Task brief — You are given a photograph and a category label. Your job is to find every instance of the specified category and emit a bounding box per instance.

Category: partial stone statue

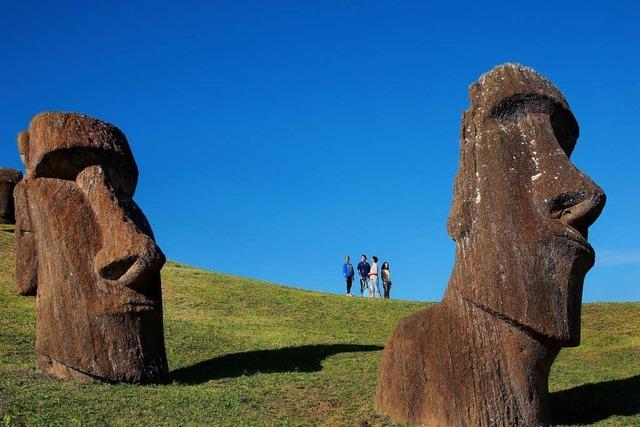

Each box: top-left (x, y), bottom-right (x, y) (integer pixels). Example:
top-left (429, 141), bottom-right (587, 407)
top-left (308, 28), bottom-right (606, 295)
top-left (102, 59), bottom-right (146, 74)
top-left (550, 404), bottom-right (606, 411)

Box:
top-left (0, 168), bottom-right (22, 224)
top-left (375, 64), bottom-right (606, 426)
top-left (15, 112), bottom-right (168, 383)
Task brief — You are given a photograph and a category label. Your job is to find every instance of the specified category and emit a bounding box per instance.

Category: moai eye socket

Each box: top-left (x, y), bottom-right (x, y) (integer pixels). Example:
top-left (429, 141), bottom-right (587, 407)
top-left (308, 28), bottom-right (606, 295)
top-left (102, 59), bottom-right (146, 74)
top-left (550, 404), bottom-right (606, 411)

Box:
top-left (549, 107), bottom-right (579, 157)
top-left (489, 93), bottom-right (579, 156)
top-left (32, 147), bottom-right (138, 196)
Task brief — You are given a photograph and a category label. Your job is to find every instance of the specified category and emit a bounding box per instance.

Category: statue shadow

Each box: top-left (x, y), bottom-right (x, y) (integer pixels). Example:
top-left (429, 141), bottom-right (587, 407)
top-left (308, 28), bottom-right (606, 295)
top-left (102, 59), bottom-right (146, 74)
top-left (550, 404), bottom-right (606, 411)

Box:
top-left (170, 343), bottom-right (383, 385)
top-left (550, 375), bottom-right (640, 425)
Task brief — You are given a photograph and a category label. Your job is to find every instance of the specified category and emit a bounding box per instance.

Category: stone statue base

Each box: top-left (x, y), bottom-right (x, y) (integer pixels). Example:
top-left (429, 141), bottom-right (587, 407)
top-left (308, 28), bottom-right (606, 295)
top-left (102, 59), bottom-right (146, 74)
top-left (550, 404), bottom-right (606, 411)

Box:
top-left (37, 354), bottom-right (98, 382)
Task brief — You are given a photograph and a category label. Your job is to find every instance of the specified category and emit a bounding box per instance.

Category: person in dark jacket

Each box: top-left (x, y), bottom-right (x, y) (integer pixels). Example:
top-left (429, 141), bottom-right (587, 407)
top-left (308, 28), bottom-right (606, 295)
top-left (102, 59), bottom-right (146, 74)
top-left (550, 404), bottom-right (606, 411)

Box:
top-left (357, 255), bottom-right (371, 297)
top-left (343, 256), bottom-right (355, 296)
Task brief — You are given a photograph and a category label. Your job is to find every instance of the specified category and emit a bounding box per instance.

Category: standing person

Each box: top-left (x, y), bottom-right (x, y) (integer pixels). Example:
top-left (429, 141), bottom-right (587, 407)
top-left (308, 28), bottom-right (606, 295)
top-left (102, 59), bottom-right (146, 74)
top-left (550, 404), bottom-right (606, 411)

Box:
top-left (357, 255), bottom-right (371, 297)
top-left (368, 256), bottom-right (382, 298)
top-left (381, 262), bottom-right (392, 299)
top-left (343, 256), bottom-right (355, 296)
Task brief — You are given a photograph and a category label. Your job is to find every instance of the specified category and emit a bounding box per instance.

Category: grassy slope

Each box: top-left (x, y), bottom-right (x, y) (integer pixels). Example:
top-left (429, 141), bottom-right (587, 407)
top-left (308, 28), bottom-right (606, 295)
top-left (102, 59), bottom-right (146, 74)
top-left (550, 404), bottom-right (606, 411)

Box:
top-left (0, 225), bottom-right (638, 426)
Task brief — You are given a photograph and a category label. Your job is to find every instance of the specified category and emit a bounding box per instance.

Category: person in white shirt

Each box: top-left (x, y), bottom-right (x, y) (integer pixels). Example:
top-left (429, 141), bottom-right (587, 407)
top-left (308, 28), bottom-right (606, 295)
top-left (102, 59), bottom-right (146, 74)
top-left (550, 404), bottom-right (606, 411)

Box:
top-left (368, 256), bottom-right (382, 298)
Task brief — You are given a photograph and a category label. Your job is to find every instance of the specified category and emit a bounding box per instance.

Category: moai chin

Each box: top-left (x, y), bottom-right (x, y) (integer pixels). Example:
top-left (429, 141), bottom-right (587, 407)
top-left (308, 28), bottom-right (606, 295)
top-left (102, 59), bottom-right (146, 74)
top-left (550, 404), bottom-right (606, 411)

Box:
top-left (15, 112), bottom-right (168, 383)
top-left (375, 64), bottom-right (606, 426)
top-left (0, 168), bottom-right (22, 224)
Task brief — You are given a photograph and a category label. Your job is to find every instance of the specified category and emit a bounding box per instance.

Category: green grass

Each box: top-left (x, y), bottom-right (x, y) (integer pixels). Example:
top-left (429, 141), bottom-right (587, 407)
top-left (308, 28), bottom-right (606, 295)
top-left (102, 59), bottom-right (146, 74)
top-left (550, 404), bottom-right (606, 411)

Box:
top-left (0, 224), bottom-right (638, 426)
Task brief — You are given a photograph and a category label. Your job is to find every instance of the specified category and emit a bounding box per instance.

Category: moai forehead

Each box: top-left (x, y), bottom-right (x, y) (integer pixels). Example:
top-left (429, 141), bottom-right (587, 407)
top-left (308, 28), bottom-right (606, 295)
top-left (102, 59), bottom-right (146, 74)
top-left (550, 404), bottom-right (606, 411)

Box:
top-left (470, 63), bottom-right (568, 110)
top-left (18, 112), bottom-right (138, 195)
top-left (468, 63), bottom-right (578, 156)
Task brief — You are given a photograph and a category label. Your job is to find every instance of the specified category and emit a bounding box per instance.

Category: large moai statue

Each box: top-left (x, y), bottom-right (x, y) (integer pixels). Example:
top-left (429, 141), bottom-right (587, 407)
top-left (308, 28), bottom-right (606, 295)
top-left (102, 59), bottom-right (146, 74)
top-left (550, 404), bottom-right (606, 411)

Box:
top-left (14, 112), bottom-right (168, 383)
top-left (0, 168), bottom-right (22, 224)
top-left (375, 64), bottom-right (606, 426)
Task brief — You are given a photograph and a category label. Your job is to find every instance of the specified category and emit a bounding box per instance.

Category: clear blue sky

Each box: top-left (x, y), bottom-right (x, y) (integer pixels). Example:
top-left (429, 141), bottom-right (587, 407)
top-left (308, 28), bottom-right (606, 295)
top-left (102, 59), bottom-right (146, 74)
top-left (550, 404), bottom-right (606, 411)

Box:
top-left (1, 1), bottom-right (638, 301)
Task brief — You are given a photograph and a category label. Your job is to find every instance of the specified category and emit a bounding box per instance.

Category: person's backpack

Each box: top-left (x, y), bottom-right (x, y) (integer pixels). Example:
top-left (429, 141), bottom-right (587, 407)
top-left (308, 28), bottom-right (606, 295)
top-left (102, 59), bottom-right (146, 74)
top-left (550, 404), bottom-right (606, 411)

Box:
top-left (345, 263), bottom-right (355, 277)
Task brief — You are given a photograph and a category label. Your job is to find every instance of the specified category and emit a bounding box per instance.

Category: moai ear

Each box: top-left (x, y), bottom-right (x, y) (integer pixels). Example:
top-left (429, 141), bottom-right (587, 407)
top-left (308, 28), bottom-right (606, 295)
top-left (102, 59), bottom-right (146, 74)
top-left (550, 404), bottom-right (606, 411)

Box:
top-left (14, 180), bottom-right (37, 296)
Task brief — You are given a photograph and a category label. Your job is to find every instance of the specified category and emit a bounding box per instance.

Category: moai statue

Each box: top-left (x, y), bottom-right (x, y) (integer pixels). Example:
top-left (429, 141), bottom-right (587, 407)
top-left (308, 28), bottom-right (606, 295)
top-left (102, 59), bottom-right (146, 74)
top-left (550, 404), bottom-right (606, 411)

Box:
top-left (0, 168), bottom-right (22, 224)
top-left (15, 112), bottom-right (168, 383)
top-left (375, 64), bottom-right (606, 426)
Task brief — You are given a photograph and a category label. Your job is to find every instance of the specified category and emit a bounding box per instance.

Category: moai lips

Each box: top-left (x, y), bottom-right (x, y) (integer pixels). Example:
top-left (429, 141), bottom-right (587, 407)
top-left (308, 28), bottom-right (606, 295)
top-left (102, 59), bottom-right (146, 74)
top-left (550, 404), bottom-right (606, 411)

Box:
top-left (0, 168), bottom-right (22, 224)
top-left (375, 64), bottom-right (605, 426)
top-left (14, 112), bottom-right (168, 383)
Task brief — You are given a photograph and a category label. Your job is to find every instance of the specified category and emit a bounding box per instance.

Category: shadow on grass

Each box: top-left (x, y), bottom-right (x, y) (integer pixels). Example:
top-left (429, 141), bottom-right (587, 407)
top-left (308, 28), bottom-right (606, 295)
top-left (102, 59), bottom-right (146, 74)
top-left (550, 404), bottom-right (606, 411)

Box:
top-left (170, 344), bottom-right (383, 384)
top-left (551, 375), bottom-right (640, 425)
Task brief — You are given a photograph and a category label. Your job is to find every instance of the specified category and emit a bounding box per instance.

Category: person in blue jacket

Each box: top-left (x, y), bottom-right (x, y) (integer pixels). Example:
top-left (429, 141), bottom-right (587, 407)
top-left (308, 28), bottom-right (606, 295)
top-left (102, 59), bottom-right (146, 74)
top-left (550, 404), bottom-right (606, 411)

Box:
top-left (343, 256), bottom-right (355, 296)
top-left (357, 255), bottom-right (371, 297)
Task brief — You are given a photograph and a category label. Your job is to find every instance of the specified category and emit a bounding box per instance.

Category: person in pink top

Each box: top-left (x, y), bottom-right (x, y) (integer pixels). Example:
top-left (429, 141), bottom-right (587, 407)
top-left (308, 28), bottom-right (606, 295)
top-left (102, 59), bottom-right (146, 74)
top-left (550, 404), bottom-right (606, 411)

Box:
top-left (368, 256), bottom-right (382, 298)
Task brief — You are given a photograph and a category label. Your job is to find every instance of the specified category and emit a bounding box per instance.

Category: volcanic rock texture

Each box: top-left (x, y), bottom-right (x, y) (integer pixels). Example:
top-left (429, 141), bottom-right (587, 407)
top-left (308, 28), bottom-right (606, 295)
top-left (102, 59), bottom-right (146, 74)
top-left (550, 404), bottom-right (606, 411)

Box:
top-left (15, 112), bottom-right (168, 383)
top-left (375, 64), bottom-right (606, 426)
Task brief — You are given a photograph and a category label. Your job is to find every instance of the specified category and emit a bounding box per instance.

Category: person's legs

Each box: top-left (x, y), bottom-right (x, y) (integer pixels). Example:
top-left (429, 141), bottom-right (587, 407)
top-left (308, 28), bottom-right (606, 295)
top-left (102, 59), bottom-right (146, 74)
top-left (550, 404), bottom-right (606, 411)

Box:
top-left (360, 277), bottom-right (367, 296)
top-left (383, 281), bottom-right (391, 298)
top-left (368, 276), bottom-right (375, 298)
top-left (346, 276), bottom-right (353, 295)
top-left (375, 277), bottom-right (382, 298)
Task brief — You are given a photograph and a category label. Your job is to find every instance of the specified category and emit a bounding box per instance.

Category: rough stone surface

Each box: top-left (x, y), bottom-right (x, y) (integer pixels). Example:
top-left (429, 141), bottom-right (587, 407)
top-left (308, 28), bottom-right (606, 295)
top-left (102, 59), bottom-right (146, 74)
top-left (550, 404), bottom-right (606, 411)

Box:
top-left (0, 168), bottom-right (22, 224)
top-left (375, 64), bottom-right (606, 426)
top-left (15, 112), bottom-right (168, 383)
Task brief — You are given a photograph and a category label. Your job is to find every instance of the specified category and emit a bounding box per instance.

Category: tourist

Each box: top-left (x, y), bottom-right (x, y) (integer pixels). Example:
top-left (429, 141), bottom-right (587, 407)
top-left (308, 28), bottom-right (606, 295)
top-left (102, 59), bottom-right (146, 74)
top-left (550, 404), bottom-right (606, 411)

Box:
top-left (357, 255), bottom-right (371, 297)
top-left (342, 256), bottom-right (355, 296)
top-left (381, 262), bottom-right (392, 299)
top-left (368, 256), bottom-right (381, 298)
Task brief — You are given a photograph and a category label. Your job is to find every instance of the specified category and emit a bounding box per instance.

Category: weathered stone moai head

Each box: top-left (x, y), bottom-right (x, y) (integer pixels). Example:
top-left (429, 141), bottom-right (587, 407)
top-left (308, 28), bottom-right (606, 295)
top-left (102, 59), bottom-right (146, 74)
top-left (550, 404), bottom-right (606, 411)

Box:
top-left (376, 64), bottom-right (606, 426)
top-left (0, 168), bottom-right (22, 224)
top-left (15, 112), bottom-right (168, 383)
top-left (448, 63), bottom-right (605, 345)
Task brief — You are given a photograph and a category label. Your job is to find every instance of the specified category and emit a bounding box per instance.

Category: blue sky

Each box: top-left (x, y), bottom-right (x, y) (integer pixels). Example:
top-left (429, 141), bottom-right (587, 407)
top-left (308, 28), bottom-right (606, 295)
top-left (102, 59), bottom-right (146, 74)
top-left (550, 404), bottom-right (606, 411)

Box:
top-left (1, 1), bottom-right (638, 301)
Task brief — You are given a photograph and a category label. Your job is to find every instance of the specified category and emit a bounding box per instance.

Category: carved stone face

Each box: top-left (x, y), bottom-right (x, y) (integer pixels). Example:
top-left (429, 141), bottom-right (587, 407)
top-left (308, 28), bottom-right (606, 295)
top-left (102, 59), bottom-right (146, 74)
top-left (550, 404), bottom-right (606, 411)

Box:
top-left (0, 168), bottom-right (22, 224)
top-left (15, 112), bottom-right (168, 382)
top-left (447, 64), bottom-right (605, 346)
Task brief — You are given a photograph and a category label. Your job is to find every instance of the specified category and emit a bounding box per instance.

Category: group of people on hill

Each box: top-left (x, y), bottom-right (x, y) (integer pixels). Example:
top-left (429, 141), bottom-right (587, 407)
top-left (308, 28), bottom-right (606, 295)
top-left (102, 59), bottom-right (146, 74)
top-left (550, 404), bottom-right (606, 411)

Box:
top-left (342, 255), bottom-right (392, 299)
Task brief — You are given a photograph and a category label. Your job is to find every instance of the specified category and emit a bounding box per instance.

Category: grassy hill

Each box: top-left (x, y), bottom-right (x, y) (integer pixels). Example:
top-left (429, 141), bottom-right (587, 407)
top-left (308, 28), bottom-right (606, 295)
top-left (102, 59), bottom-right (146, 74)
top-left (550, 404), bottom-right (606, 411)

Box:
top-left (0, 224), bottom-right (638, 426)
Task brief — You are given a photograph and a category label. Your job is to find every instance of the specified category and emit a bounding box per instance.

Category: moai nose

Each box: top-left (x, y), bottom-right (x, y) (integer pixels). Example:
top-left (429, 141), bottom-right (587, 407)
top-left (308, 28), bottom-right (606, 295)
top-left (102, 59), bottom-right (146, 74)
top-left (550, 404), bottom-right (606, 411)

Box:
top-left (76, 165), bottom-right (165, 289)
top-left (548, 178), bottom-right (606, 240)
top-left (94, 240), bottom-right (165, 289)
top-left (558, 193), bottom-right (606, 239)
